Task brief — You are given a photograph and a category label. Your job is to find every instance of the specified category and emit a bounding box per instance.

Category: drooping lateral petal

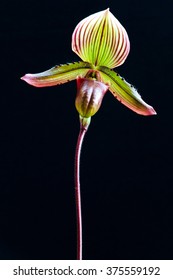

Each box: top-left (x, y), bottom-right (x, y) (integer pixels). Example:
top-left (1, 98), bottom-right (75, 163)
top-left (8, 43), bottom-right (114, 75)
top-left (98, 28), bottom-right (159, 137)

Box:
top-left (72, 9), bottom-right (130, 69)
top-left (21, 61), bottom-right (92, 87)
top-left (98, 66), bottom-right (156, 115)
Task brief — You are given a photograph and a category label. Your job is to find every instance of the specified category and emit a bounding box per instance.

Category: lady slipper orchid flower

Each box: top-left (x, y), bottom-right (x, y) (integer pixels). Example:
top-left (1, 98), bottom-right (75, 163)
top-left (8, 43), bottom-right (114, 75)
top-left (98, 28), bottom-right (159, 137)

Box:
top-left (21, 9), bottom-right (156, 260)
top-left (21, 8), bottom-right (156, 121)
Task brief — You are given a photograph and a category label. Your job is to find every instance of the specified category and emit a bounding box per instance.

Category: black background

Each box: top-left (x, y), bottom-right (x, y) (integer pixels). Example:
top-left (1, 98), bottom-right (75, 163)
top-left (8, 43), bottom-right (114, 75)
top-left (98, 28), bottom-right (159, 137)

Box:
top-left (0, 0), bottom-right (173, 260)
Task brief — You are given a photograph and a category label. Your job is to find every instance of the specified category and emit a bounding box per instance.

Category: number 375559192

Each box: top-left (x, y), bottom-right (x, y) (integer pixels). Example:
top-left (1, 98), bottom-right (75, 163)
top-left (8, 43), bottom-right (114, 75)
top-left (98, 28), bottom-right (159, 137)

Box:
top-left (106, 266), bottom-right (160, 276)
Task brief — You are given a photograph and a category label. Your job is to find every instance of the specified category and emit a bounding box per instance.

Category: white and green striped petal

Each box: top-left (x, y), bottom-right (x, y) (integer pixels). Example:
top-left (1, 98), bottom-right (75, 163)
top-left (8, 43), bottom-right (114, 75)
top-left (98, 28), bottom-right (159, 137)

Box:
top-left (21, 61), bottom-right (92, 87)
top-left (98, 66), bottom-right (156, 115)
top-left (72, 9), bottom-right (130, 69)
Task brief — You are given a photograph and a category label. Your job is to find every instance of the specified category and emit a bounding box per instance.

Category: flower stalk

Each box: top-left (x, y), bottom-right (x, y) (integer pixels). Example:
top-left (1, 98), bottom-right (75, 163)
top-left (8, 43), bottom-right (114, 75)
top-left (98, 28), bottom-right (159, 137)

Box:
top-left (74, 117), bottom-right (90, 260)
top-left (74, 126), bottom-right (84, 260)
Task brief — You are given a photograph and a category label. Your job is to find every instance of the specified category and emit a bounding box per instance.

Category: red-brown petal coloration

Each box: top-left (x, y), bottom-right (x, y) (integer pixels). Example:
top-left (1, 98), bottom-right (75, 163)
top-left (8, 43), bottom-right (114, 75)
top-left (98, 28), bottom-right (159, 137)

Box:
top-left (21, 62), bottom-right (92, 87)
top-left (75, 78), bottom-right (109, 118)
top-left (98, 66), bottom-right (157, 116)
top-left (72, 9), bottom-right (130, 69)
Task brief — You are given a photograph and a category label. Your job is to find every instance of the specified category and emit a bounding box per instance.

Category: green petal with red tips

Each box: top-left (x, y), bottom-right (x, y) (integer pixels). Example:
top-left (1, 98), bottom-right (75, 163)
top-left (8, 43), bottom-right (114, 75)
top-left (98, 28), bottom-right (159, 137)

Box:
top-left (72, 9), bottom-right (130, 69)
top-left (98, 66), bottom-right (157, 116)
top-left (21, 61), bottom-right (92, 87)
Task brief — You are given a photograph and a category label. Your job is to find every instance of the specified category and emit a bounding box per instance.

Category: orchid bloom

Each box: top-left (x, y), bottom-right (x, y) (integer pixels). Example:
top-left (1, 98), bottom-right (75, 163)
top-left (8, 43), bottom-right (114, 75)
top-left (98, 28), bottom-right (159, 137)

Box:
top-left (21, 9), bottom-right (156, 260)
top-left (21, 8), bottom-right (156, 128)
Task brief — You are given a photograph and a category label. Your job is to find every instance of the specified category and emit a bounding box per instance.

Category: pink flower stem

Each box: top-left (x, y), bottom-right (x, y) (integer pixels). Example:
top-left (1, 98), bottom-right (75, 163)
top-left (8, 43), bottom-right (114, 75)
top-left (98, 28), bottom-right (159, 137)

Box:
top-left (74, 123), bottom-right (88, 260)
